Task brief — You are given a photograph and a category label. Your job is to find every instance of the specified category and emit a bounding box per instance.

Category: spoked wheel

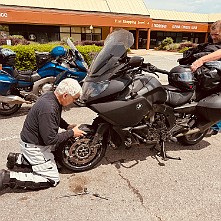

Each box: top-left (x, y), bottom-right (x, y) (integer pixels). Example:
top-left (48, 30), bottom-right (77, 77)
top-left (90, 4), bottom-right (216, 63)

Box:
top-left (0, 102), bottom-right (22, 116)
top-left (56, 136), bottom-right (107, 172)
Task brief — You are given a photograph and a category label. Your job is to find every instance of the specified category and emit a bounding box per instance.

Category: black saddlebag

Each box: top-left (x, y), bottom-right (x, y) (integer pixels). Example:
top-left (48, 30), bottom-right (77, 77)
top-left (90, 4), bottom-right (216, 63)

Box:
top-left (196, 92), bottom-right (221, 122)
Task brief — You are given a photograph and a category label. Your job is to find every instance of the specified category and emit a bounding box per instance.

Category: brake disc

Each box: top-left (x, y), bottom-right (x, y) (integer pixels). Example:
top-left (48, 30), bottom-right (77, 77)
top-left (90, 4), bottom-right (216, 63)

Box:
top-left (68, 138), bottom-right (98, 164)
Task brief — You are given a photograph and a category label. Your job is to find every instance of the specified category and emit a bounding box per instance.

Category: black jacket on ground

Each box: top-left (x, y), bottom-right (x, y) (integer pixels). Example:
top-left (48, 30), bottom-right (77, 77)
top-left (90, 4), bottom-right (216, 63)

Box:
top-left (20, 91), bottom-right (74, 146)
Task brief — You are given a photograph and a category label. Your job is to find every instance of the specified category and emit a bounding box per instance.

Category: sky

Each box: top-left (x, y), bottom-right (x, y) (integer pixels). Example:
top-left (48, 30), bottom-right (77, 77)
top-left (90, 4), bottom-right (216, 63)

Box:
top-left (144, 0), bottom-right (221, 14)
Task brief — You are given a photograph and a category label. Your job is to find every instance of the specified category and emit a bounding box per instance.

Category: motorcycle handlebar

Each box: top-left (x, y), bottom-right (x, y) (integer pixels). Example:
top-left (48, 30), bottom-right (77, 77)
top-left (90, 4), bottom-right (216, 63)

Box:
top-left (142, 63), bottom-right (169, 75)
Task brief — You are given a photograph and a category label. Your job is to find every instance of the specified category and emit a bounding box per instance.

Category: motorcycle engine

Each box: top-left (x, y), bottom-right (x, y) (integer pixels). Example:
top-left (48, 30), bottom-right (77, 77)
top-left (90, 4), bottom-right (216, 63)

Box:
top-left (38, 82), bottom-right (54, 95)
top-left (131, 113), bottom-right (170, 144)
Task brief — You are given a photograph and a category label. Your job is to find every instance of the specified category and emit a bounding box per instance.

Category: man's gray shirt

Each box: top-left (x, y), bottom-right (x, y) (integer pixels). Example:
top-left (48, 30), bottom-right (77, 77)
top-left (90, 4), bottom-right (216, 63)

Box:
top-left (20, 91), bottom-right (74, 146)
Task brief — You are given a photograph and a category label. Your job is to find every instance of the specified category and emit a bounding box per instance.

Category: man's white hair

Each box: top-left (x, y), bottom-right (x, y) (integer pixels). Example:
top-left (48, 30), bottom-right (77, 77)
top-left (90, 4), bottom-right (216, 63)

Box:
top-left (55, 78), bottom-right (82, 96)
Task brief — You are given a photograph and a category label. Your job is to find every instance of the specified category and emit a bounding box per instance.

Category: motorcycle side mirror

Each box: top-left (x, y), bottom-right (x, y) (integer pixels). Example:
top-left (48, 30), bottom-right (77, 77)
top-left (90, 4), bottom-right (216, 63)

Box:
top-left (128, 56), bottom-right (144, 67)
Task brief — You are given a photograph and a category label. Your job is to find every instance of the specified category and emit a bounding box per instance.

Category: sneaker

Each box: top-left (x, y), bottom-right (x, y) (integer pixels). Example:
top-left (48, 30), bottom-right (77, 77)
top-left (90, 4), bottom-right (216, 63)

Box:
top-left (6, 152), bottom-right (19, 169)
top-left (0, 169), bottom-right (10, 191)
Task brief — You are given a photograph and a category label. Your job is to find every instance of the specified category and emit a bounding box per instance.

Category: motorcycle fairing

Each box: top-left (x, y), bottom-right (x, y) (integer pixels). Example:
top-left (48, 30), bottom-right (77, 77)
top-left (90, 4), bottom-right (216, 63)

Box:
top-left (90, 96), bottom-right (152, 127)
top-left (82, 74), bottom-right (132, 104)
top-left (65, 70), bottom-right (87, 82)
top-left (0, 70), bottom-right (17, 95)
top-left (37, 62), bottom-right (60, 77)
top-left (38, 62), bottom-right (86, 82)
top-left (197, 92), bottom-right (221, 122)
top-left (3, 66), bottom-right (14, 76)
top-left (131, 75), bottom-right (168, 104)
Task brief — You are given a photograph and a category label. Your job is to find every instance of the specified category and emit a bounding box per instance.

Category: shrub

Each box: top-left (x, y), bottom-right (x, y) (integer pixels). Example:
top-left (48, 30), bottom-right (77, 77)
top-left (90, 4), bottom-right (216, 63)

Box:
top-left (75, 40), bottom-right (104, 47)
top-left (178, 47), bottom-right (192, 53)
top-left (156, 37), bottom-right (199, 53)
top-left (2, 43), bottom-right (102, 70)
top-left (164, 43), bottom-right (180, 51)
top-left (76, 45), bottom-right (102, 65)
top-left (179, 41), bottom-right (197, 49)
top-left (158, 37), bottom-right (174, 50)
top-left (0, 35), bottom-right (29, 46)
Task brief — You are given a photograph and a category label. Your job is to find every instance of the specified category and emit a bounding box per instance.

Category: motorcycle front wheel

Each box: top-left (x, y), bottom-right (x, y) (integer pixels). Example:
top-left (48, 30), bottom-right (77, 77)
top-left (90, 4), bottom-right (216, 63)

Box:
top-left (0, 103), bottom-right (22, 116)
top-left (55, 136), bottom-right (107, 172)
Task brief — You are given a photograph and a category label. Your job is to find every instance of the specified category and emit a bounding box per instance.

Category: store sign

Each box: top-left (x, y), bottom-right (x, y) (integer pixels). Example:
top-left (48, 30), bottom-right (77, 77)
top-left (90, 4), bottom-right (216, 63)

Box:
top-left (172, 25), bottom-right (198, 30)
top-left (153, 23), bottom-right (167, 29)
top-left (0, 13), bottom-right (8, 17)
top-left (114, 19), bottom-right (150, 27)
top-left (152, 22), bottom-right (201, 31)
top-left (115, 19), bottom-right (144, 25)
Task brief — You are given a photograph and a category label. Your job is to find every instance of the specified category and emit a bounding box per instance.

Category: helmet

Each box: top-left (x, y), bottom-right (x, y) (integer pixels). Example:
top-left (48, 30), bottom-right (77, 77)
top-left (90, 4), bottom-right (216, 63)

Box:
top-left (168, 65), bottom-right (195, 91)
top-left (0, 48), bottom-right (16, 66)
top-left (50, 46), bottom-right (67, 58)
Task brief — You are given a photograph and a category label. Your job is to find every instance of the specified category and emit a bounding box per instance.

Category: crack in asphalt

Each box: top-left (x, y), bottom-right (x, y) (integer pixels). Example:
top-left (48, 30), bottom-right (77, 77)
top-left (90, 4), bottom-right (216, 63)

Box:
top-left (118, 172), bottom-right (145, 208)
top-left (105, 157), bottom-right (146, 208)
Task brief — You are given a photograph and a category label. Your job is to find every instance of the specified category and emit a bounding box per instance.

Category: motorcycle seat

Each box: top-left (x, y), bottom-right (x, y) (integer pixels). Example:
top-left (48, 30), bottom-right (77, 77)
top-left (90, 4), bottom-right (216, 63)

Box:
top-left (163, 85), bottom-right (194, 107)
top-left (17, 70), bottom-right (33, 76)
top-left (13, 69), bottom-right (34, 82)
top-left (163, 85), bottom-right (182, 92)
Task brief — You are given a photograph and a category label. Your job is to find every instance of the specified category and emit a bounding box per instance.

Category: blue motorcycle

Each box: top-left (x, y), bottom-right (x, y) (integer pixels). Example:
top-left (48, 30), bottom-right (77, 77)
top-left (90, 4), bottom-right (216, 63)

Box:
top-left (0, 38), bottom-right (88, 115)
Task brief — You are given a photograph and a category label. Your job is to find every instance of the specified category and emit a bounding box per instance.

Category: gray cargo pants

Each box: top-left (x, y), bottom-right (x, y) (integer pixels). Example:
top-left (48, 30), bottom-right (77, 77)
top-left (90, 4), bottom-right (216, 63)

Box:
top-left (9, 140), bottom-right (60, 189)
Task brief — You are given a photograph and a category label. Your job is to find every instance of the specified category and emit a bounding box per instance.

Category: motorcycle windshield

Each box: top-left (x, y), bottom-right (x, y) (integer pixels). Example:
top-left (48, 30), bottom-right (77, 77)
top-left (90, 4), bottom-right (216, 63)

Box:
top-left (88, 29), bottom-right (134, 76)
top-left (67, 38), bottom-right (78, 51)
top-left (67, 38), bottom-right (87, 68)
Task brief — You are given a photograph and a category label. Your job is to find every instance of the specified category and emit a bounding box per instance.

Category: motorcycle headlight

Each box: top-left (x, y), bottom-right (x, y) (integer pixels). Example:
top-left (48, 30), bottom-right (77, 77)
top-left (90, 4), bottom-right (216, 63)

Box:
top-left (82, 81), bottom-right (109, 99)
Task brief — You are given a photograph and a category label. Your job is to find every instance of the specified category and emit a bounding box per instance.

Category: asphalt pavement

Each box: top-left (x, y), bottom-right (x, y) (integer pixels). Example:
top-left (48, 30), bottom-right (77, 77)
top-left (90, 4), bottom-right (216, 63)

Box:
top-left (0, 50), bottom-right (221, 221)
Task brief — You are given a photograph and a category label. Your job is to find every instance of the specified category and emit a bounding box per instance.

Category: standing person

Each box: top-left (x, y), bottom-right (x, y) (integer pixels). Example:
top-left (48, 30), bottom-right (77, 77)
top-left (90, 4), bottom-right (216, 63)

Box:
top-left (179, 20), bottom-right (221, 67)
top-left (0, 78), bottom-right (86, 191)
top-left (191, 49), bottom-right (221, 71)
top-left (190, 20), bottom-right (221, 71)
top-left (190, 20), bottom-right (221, 134)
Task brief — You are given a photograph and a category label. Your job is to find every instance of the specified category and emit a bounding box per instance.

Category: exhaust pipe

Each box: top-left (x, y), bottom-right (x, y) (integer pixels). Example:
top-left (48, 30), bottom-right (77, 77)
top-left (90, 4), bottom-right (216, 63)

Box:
top-left (175, 128), bottom-right (201, 137)
top-left (0, 95), bottom-right (31, 105)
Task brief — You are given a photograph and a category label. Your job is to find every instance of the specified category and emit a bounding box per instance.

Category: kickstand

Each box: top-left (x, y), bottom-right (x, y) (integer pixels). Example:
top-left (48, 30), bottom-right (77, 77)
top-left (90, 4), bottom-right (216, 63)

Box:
top-left (159, 141), bottom-right (181, 161)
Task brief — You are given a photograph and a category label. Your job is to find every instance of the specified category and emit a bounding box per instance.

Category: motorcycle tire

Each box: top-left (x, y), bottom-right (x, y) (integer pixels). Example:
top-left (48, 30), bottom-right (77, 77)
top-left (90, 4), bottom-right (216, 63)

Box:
top-left (177, 130), bottom-right (208, 146)
top-left (55, 137), bottom-right (107, 172)
top-left (0, 103), bottom-right (22, 116)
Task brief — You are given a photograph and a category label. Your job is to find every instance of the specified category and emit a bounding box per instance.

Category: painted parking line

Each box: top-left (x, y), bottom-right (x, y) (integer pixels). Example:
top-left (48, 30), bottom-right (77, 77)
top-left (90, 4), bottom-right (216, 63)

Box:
top-left (0, 136), bottom-right (19, 142)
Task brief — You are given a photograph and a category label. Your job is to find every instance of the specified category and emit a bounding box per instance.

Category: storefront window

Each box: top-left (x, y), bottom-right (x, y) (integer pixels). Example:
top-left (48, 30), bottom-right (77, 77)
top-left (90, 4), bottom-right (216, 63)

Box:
top-left (81, 27), bottom-right (101, 41)
top-left (60, 26), bottom-right (70, 32)
top-left (60, 26), bottom-right (101, 41)
top-left (60, 32), bottom-right (71, 40)
top-left (72, 33), bottom-right (81, 42)
top-left (71, 27), bottom-right (81, 41)
top-left (157, 32), bottom-right (163, 36)
top-left (9, 24), bottom-right (60, 42)
top-left (71, 27), bottom-right (81, 33)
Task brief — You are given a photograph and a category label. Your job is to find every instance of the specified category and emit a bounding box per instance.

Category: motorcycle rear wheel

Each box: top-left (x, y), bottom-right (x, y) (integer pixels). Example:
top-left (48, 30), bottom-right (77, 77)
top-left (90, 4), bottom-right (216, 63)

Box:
top-left (56, 137), bottom-right (107, 172)
top-left (177, 130), bottom-right (207, 146)
top-left (0, 103), bottom-right (22, 116)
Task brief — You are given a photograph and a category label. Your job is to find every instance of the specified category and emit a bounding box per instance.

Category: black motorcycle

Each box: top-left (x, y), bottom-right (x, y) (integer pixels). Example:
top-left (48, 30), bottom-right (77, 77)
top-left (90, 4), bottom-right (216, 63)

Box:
top-left (56, 29), bottom-right (221, 172)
